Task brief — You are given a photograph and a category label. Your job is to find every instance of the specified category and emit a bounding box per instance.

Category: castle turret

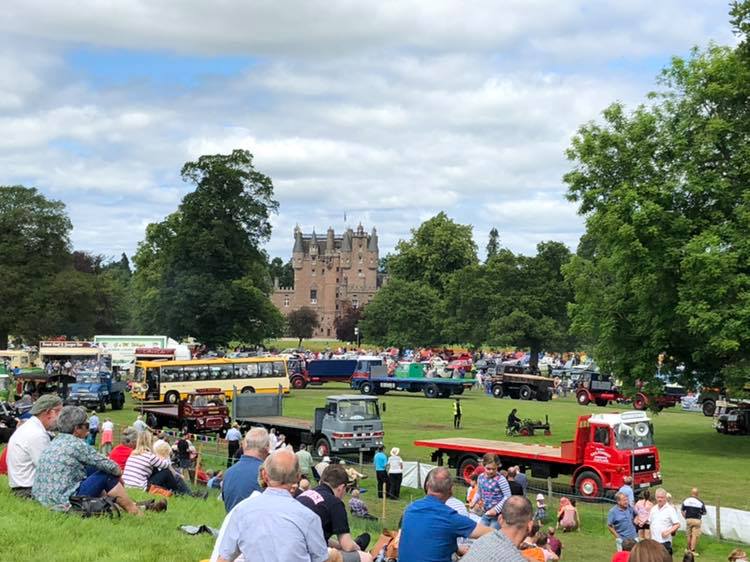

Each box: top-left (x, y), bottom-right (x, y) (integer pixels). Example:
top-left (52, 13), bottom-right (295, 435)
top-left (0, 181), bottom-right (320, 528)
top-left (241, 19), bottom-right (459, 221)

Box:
top-left (368, 227), bottom-right (378, 252)
top-left (326, 227), bottom-right (335, 255)
top-left (310, 230), bottom-right (319, 256)
top-left (293, 225), bottom-right (304, 269)
top-left (342, 228), bottom-right (353, 252)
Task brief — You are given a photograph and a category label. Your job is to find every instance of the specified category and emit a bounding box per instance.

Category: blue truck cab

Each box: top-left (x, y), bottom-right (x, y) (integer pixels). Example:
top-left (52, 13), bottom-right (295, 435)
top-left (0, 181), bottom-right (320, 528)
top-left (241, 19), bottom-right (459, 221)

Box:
top-left (66, 370), bottom-right (126, 412)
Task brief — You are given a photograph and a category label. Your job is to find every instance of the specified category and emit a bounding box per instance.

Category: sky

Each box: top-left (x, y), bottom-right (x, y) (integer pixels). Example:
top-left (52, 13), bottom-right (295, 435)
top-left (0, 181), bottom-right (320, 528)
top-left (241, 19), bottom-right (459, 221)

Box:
top-left (0, 1), bottom-right (736, 262)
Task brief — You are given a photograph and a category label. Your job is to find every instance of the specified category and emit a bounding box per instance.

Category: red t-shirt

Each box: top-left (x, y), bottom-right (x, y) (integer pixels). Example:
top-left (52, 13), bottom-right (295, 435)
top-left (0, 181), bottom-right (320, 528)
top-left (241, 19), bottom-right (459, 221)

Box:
top-left (612, 551), bottom-right (630, 562)
top-left (0, 447), bottom-right (7, 475)
top-left (109, 445), bottom-right (133, 471)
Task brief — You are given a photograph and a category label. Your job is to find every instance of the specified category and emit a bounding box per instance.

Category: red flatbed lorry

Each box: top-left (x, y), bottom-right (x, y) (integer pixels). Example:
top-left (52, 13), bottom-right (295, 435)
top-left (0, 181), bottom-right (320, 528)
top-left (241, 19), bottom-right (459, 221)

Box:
top-left (415, 411), bottom-right (662, 499)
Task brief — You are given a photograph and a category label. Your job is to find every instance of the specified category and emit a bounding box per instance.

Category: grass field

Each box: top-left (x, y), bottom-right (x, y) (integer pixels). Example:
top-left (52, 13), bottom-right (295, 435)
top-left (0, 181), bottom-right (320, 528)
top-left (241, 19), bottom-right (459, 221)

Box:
top-left (1, 385), bottom-right (747, 561)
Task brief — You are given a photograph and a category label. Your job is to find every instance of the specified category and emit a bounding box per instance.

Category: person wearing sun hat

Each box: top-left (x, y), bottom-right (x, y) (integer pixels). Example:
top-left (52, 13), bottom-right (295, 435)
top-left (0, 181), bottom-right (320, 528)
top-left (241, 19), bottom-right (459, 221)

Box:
top-left (387, 447), bottom-right (403, 499)
top-left (7, 393), bottom-right (63, 497)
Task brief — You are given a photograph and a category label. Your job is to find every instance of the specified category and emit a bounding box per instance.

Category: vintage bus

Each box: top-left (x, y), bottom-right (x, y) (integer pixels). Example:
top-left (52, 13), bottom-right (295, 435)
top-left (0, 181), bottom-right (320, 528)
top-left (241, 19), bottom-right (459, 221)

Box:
top-left (132, 357), bottom-right (290, 404)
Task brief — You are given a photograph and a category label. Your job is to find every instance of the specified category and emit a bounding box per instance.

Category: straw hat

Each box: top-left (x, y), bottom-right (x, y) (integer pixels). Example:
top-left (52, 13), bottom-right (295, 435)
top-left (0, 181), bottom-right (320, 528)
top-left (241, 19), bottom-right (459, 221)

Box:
top-left (390, 447), bottom-right (400, 456)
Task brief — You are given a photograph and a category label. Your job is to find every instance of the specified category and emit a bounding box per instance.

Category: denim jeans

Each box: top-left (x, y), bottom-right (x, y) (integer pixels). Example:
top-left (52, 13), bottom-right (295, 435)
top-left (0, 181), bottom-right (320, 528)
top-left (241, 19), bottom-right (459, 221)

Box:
top-left (480, 513), bottom-right (500, 529)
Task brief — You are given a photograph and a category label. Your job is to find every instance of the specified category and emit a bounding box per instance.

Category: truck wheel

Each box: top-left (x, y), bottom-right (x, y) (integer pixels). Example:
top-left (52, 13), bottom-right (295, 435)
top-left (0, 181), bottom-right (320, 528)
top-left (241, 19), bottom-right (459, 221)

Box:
top-left (633, 394), bottom-right (648, 410)
top-left (98, 399), bottom-right (107, 412)
top-left (291, 376), bottom-right (307, 390)
top-left (165, 391), bottom-right (180, 405)
top-left (439, 389), bottom-right (452, 399)
top-left (536, 388), bottom-right (551, 402)
top-left (702, 399), bottom-right (716, 417)
top-left (595, 398), bottom-right (608, 407)
top-left (575, 470), bottom-right (603, 499)
top-left (576, 390), bottom-right (591, 406)
top-left (361, 382), bottom-right (374, 395)
top-left (423, 384), bottom-right (439, 399)
top-left (519, 427), bottom-right (531, 436)
top-left (491, 384), bottom-right (504, 399)
top-left (519, 385), bottom-right (533, 400)
top-left (458, 456), bottom-right (479, 484)
top-left (315, 437), bottom-right (331, 458)
top-left (241, 386), bottom-right (256, 394)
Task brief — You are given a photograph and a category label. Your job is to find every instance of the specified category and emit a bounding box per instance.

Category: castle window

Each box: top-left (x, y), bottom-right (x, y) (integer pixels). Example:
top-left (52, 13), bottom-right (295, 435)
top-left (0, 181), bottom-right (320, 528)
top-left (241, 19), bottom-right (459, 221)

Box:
top-left (310, 289), bottom-right (317, 304)
top-left (353, 297), bottom-right (359, 309)
top-left (283, 296), bottom-right (290, 307)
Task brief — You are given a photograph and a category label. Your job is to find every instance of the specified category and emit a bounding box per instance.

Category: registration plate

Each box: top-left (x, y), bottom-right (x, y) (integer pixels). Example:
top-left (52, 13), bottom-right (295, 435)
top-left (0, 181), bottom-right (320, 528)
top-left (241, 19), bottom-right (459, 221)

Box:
top-left (380, 382), bottom-right (396, 389)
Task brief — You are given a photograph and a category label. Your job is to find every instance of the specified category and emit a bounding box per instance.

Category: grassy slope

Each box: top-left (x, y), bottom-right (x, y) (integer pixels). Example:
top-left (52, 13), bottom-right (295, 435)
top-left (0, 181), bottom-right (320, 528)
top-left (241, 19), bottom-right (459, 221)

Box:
top-left (3, 386), bottom-right (746, 562)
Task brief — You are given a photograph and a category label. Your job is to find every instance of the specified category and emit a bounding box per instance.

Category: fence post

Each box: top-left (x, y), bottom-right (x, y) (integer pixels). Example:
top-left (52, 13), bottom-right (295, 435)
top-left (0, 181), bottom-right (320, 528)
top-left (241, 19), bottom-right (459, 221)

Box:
top-left (382, 482), bottom-right (387, 520)
top-left (547, 477), bottom-right (553, 500)
top-left (193, 444), bottom-right (203, 486)
top-left (716, 497), bottom-right (721, 540)
top-left (359, 450), bottom-right (364, 471)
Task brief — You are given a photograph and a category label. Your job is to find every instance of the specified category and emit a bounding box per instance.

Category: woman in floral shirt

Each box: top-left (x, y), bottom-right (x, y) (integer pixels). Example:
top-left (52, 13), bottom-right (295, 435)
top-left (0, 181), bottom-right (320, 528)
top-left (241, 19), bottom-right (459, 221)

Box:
top-left (32, 406), bottom-right (142, 515)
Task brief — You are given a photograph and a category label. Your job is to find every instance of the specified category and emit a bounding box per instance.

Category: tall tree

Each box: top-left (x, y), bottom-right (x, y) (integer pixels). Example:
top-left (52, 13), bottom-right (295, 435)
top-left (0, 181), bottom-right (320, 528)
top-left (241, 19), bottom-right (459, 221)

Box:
top-left (335, 301), bottom-right (362, 343)
top-left (486, 228), bottom-right (500, 261)
top-left (0, 186), bottom-right (73, 348)
top-left (564, 10), bottom-right (750, 392)
top-left (359, 278), bottom-right (443, 348)
top-left (387, 212), bottom-right (478, 294)
top-left (130, 150), bottom-right (284, 346)
top-left (287, 307), bottom-right (319, 348)
top-left (269, 257), bottom-right (294, 288)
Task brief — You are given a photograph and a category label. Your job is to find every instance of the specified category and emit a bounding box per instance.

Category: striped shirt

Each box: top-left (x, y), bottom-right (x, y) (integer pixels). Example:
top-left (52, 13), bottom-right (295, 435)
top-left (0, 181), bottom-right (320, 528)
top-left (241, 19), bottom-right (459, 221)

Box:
top-left (478, 473), bottom-right (512, 513)
top-left (122, 452), bottom-right (170, 490)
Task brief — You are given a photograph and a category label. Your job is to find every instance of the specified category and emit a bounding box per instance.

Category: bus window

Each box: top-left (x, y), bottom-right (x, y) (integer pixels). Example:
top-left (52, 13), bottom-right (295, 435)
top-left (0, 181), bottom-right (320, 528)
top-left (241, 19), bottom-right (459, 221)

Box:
top-left (163, 366), bottom-right (182, 382)
top-left (210, 366), bottom-right (224, 380)
top-left (237, 363), bottom-right (258, 378)
top-left (183, 366), bottom-right (199, 382)
top-left (221, 367), bottom-right (233, 380)
top-left (260, 362), bottom-right (273, 377)
top-left (273, 361), bottom-right (286, 376)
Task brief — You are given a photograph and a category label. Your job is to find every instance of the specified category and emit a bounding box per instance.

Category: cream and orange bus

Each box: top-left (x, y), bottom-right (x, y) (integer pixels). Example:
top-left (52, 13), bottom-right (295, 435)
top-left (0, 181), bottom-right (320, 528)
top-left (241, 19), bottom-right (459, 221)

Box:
top-left (132, 357), bottom-right (290, 404)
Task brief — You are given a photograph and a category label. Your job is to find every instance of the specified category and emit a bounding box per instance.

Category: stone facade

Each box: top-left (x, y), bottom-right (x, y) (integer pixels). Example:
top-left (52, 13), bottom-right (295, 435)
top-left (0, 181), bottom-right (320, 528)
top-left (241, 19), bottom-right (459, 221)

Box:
top-left (271, 224), bottom-right (381, 338)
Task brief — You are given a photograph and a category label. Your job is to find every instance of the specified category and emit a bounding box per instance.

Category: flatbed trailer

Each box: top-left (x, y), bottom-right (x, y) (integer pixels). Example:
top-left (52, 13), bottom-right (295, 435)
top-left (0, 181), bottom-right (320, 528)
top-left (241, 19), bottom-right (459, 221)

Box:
top-left (416, 411), bottom-right (662, 499)
top-left (139, 389), bottom-right (230, 435)
top-left (351, 365), bottom-right (471, 398)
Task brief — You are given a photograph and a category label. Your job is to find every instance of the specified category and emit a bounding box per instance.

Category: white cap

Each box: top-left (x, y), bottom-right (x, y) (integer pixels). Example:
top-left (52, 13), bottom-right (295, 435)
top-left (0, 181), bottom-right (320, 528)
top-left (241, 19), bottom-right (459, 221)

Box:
top-left (536, 493), bottom-right (545, 500)
top-left (322, 456), bottom-right (331, 462)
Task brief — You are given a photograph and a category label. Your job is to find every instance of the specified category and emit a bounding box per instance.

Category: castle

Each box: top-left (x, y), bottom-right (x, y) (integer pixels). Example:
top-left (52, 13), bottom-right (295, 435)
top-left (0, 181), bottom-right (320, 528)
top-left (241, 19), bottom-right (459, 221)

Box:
top-left (271, 224), bottom-right (382, 339)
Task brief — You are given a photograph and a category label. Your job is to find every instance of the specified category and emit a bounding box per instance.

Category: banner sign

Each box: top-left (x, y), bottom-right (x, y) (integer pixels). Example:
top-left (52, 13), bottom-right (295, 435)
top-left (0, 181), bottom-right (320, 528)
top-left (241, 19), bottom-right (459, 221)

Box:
top-left (39, 341), bottom-right (93, 348)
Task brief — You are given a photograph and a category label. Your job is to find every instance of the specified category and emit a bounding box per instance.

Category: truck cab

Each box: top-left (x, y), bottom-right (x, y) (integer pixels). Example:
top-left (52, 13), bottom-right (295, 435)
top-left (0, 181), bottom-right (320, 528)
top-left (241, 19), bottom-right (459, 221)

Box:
top-left (575, 371), bottom-right (621, 406)
top-left (314, 395), bottom-right (384, 457)
top-left (67, 370), bottom-right (126, 411)
top-left (178, 389), bottom-right (231, 434)
top-left (567, 411), bottom-right (661, 497)
top-left (353, 356), bottom-right (383, 377)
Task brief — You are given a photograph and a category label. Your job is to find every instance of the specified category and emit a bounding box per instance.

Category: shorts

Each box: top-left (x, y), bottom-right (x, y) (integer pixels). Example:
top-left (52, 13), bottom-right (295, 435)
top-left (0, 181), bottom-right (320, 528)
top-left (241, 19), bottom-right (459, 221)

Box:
top-left (76, 470), bottom-right (119, 498)
top-left (635, 522), bottom-right (650, 530)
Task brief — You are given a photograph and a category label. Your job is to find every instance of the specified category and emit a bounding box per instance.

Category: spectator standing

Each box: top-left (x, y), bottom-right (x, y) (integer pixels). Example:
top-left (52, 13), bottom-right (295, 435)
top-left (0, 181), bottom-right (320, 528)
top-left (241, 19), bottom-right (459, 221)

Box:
top-left (681, 488), bottom-right (707, 556)
top-left (109, 427), bottom-right (137, 470)
top-left (6, 394), bottom-right (63, 497)
top-left (32, 406), bottom-right (141, 515)
top-left (222, 427), bottom-right (270, 512)
top-left (213, 450), bottom-right (329, 562)
top-left (173, 432), bottom-right (196, 480)
top-left (297, 464), bottom-right (373, 562)
top-left (514, 466), bottom-right (528, 494)
top-left (315, 455), bottom-right (331, 482)
top-left (399, 467), bottom-right (492, 562)
top-left (295, 443), bottom-right (313, 479)
top-left (611, 538), bottom-right (637, 562)
top-left (373, 446), bottom-right (389, 498)
top-left (618, 476), bottom-right (635, 507)
top-left (534, 494), bottom-right (547, 523)
top-left (507, 467), bottom-right (524, 496)
top-left (87, 411), bottom-right (100, 446)
top-left (461, 495), bottom-right (533, 562)
top-left (634, 490), bottom-right (654, 539)
top-left (477, 453), bottom-right (512, 530)
top-left (649, 488), bottom-right (681, 556)
top-left (224, 423), bottom-right (242, 468)
top-left (453, 398), bottom-right (462, 429)
top-left (100, 418), bottom-right (114, 455)
top-left (133, 415), bottom-right (148, 433)
top-left (387, 447), bottom-right (403, 499)
top-left (608, 492), bottom-right (638, 551)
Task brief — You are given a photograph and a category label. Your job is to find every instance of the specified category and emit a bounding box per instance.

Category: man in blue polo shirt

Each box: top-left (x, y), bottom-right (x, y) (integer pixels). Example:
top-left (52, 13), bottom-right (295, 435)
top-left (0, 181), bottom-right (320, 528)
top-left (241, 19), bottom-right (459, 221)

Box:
top-left (399, 467), bottom-right (492, 562)
top-left (222, 426), bottom-right (270, 512)
top-left (373, 446), bottom-right (388, 498)
top-left (607, 492), bottom-right (637, 551)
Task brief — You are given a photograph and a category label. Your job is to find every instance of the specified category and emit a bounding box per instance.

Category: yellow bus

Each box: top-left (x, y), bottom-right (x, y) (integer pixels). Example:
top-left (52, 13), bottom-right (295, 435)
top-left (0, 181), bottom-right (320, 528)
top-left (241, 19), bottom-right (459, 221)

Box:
top-left (132, 357), bottom-right (290, 404)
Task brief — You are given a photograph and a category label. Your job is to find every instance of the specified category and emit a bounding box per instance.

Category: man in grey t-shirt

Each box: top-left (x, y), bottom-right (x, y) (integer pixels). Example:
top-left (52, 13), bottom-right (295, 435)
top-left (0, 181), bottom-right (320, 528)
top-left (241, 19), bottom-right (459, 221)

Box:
top-left (462, 495), bottom-right (532, 562)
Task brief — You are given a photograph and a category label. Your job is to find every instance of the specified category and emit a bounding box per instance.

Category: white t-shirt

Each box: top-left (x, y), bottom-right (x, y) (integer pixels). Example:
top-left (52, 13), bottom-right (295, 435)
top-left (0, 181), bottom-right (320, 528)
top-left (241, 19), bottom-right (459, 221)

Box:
top-left (7, 416), bottom-right (50, 488)
top-left (649, 503), bottom-right (680, 544)
top-left (102, 420), bottom-right (114, 432)
top-left (387, 455), bottom-right (403, 474)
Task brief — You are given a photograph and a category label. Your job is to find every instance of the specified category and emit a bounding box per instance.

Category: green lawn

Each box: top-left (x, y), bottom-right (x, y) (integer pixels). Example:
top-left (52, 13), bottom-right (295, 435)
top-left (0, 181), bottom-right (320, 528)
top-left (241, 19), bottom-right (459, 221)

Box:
top-left (1, 385), bottom-right (746, 561)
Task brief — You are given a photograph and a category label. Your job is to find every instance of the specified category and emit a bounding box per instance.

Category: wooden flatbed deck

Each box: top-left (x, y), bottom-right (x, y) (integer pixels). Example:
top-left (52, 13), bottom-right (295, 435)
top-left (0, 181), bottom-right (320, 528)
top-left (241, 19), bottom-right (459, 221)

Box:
top-left (140, 406), bottom-right (178, 418)
top-left (242, 416), bottom-right (312, 432)
top-left (414, 437), bottom-right (575, 463)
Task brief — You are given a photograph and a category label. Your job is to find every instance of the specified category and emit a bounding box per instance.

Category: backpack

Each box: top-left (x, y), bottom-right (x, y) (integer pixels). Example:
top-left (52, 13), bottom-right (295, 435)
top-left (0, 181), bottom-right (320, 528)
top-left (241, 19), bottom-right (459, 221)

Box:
top-left (69, 495), bottom-right (121, 518)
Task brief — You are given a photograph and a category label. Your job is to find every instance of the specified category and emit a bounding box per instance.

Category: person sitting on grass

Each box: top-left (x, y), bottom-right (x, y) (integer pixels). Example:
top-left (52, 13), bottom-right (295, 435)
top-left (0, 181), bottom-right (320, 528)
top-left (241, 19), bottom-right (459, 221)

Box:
top-left (556, 497), bottom-right (580, 532)
top-left (31, 406), bottom-right (146, 516)
top-left (349, 489), bottom-right (377, 520)
top-left (108, 426), bottom-right (137, 471)
top-left (122, 431), bottom-right (175, 494)
top-left (152, 439), bottom-right (207, 498)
